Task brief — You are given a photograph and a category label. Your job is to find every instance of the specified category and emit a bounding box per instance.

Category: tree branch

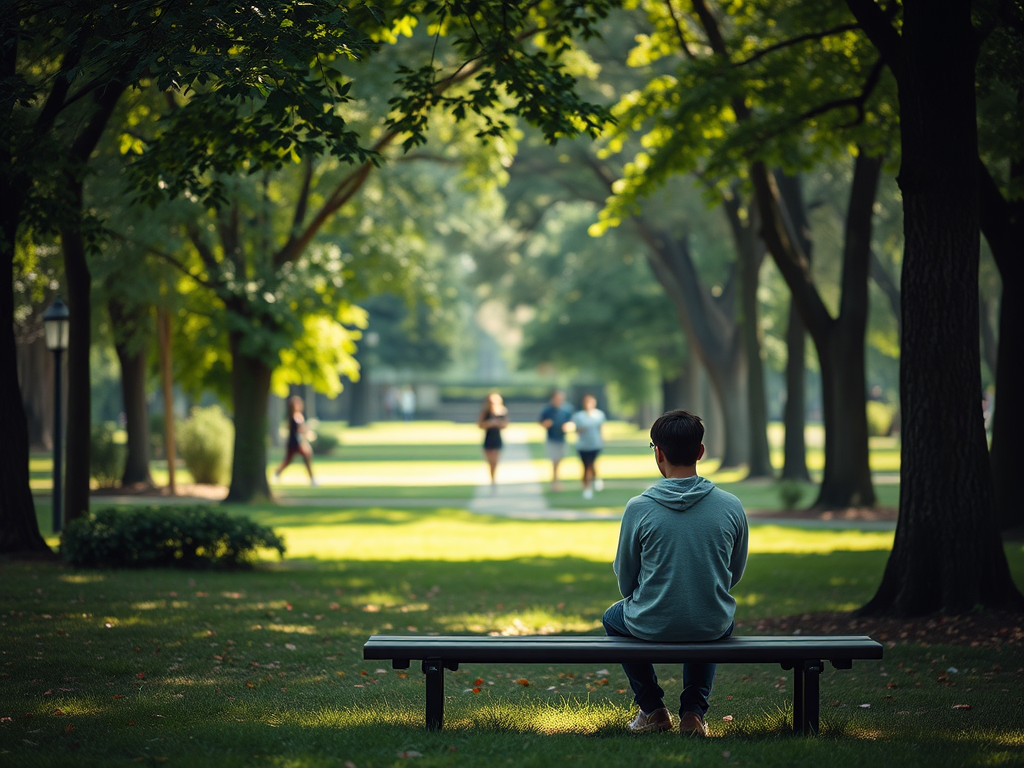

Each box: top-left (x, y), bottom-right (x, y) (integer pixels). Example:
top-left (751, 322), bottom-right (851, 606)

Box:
top-left (843, 0), bottom-right (903, 77)
top-left (732, 23), bottom-right (861, 68)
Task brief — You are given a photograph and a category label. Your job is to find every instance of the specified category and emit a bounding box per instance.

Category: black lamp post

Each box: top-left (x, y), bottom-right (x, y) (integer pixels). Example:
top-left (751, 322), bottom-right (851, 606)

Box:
top-left (43, 297), bottom-right (70, 533)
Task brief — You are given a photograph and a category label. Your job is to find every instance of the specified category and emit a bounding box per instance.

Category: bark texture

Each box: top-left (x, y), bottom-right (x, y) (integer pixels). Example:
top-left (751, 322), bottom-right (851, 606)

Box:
top-left (856, 0), bottom-right (1023, 615)
top-left (224, 335), bottom-right (273, 503)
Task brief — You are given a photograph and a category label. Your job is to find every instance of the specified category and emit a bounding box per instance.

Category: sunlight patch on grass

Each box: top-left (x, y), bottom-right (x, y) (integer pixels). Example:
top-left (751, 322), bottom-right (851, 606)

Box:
top-left (450, 698), bottom-right (625, 735)
top-left (750, 526), bottom-right (893, 553)
top-left (264, 624), bottom-right (319, 635)
top-left (439, 609), bottom-right (597, 636)
top-left (59, 573), bottom-right (106, 584)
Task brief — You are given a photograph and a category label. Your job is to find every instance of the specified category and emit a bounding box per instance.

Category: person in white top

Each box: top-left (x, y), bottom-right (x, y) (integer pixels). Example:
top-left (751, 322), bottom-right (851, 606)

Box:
top-left (571, 394), bottom-right (606, 499)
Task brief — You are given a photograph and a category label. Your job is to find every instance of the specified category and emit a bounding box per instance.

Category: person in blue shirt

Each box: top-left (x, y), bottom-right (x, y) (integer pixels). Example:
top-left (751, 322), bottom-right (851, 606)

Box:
top-left (603, 410), bottom-right (748, 737)
top-left (538, 389), bottom-right (573, 491)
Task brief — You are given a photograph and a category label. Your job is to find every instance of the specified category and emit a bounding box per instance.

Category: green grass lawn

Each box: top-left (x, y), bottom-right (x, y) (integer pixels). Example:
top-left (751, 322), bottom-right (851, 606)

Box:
top-left (9, 421), bottom-right (1023, 766)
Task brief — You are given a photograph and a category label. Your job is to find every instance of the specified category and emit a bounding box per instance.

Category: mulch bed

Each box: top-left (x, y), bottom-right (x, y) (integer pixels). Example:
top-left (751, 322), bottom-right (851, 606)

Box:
top-left (743, 611), bottom-right (1024, 650)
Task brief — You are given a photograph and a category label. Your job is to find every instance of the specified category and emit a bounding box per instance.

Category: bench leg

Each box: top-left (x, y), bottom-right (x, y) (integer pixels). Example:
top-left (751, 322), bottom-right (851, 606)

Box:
top-left (792, 660), bottom-right (822, 736)
top-left (423, 659), bottom-right (445, 731)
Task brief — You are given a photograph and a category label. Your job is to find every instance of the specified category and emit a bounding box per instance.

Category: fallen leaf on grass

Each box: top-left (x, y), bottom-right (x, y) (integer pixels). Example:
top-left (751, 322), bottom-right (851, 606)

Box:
top-left (398, 751), bottom-right (422, 758)
top-left (952, 704), bottom-right (972, 709)
top-left (516, 679), bottom-right (530, 687)
top-left (722, 715), bottom-right (734, 721)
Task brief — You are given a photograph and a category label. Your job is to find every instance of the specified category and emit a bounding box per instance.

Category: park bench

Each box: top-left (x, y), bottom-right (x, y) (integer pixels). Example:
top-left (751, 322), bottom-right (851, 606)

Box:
top-left (363, 634), bottom-right (883, 735)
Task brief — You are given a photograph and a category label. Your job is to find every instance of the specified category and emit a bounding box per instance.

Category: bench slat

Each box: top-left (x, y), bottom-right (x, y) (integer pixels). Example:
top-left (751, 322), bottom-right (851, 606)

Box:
top-left (364, 634), bottom-right (883, 665)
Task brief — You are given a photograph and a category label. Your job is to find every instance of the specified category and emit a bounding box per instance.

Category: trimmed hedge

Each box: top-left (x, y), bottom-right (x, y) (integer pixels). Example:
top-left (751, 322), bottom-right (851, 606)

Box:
top-left (61, 506), bottom-right (285, 569)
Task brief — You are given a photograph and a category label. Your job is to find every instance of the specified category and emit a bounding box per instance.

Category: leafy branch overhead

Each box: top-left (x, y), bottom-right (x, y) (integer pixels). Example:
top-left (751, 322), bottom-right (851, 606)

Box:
top-left (71, 0), bottom-right (623, 207)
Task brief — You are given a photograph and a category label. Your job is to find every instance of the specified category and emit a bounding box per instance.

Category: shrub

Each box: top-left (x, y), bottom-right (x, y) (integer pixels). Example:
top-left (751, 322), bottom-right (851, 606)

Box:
top-left (777, 479), bottom-right (805, 510)
top-left (90, 422), bottom-right (125, 489)
top-left (177, 405), bottom-right (233, 485)
top-left (866, 400), bottom-right (896, 437)
top-left (310, 427), bottom-right (340, 455)
top-left (61, 505), bottom-right (285, 569)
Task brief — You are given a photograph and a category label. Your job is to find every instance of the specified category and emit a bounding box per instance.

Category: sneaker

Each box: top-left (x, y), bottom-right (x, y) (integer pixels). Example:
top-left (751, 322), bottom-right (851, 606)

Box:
top-left (679, 711), bottom-right (708, 737)
top-left (628, 708), bottom-right (672, 734)
top-left (582, 488), bottom-right (594, 500)
top-left (594, 478), bottom-right (604, 491)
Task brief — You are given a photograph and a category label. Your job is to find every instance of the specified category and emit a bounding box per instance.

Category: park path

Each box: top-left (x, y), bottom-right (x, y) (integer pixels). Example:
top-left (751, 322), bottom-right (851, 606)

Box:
top-left (86, 424), bottom-right (895, 529)
top-left (466, 426), bottom-right (615, 521)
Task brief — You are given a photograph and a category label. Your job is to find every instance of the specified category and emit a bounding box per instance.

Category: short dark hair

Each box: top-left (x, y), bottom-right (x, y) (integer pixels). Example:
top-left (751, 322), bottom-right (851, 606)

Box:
top-left (650, 410), bottom-right (704, 466)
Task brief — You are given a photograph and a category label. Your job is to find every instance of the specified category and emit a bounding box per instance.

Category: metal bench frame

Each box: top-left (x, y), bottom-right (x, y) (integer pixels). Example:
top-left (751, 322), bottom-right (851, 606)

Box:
top-left (363, 634), bottom-right (883, 735)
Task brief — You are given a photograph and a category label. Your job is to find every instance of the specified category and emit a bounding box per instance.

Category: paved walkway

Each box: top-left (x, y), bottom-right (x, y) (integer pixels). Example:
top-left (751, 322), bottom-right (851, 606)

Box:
top-left (83, 429), bottom-right (895, 530)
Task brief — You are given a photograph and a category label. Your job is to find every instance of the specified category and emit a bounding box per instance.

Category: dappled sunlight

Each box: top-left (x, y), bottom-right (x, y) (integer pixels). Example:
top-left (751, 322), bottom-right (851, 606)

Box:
top-left (263, 624), bottom-right (319, 635)
top-left (749, 526), bottom-right (893, 553)
top-left (439, 609), bottom-right (599, 635)
top-left (59, 573), bottom-right (106, 584)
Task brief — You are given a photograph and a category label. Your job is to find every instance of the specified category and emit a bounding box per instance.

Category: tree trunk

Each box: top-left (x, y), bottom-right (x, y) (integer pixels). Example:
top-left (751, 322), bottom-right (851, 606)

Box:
top-left (16, 333), bottom-right (54, 450)
top-left (858, 0), bottom-right (1023, 615)
top-left (775, 173), bottom-right (811, 482)
top-left (157, 307), bottom-right (177, 495)
top-left (990, 271), bottom-right (1023, 532)
top-left (109, 299), bottom-right (154, 488)
top-left (224, 334), bottom-right (273, 503)
top-left (61, 223), bottom-right (92, 523)
top-left (751, 153), bottom-right (880, 509)
top-left (639, 233), bottom-right (749, 468)
top-left (0, 245), bottom-right (51, 554)
top-left (781, 301), bottom-right (811, 482)
top-left (814, 153), bottom-right (880, 508)
top-left (978, 160), bottom-right (1024, 533)
top-left (737, 231), bottom-right (772, 477)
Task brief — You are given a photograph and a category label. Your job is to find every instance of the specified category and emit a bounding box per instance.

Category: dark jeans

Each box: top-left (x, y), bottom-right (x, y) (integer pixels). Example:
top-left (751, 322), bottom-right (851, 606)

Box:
top-left (602, 599), bottom-right (732, 717)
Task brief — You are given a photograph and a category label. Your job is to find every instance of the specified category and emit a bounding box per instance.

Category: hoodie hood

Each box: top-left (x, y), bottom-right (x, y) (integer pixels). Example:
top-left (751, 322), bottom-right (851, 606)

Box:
top-left (641, 476), bottom-right (716, 512)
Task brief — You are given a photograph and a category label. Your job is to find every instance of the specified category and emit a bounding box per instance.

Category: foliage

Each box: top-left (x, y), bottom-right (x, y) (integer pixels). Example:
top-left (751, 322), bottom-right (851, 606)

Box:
top-left (176, 405), bottom-right (234, 485)
top-left (309, 428), bottom-right (341, 456)
top-left (776, 479), bottom-right (805, 510)
top-left (60, 505), bottom-right (285, 569)
top-left (866, 400), bottom-right (896, 438)
top-left (89, 422), bottom-right (125, 489)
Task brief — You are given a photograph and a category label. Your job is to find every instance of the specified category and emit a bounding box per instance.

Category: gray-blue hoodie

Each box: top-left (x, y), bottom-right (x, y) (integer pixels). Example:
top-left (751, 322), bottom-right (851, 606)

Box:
top-left (613, 475), bottom-right (748, 641)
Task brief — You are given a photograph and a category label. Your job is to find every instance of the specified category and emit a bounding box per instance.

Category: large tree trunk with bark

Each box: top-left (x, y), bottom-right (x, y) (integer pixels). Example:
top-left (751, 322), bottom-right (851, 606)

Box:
top-left (225, 335), bottom-right (273, 503)
top-left (858, 0), bottom-right (1022, 615)
top-left (16, 332), bottom-right (54, 450)
top-left (108, 299), bottom-right (154, 488)
top-left (1, 243), bottom-right (51, 554)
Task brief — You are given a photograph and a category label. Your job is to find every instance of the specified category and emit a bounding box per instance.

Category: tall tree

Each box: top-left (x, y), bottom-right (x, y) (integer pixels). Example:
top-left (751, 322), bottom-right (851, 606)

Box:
top-left (847, 0), bottom-right (1023, 614)
top-left (596, 0), bottom-right (889, 507)
top-left (2, 0), bottom-right (620, 542)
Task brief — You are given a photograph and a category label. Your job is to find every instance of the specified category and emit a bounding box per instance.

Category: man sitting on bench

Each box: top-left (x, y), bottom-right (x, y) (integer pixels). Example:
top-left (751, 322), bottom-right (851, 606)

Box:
top-left (603, 409), bottom-right (749, 738)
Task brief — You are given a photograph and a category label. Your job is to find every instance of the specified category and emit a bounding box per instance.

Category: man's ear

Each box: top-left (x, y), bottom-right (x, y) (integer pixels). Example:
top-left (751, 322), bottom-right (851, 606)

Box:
top-left (697, 444), bottom-right (705, 461)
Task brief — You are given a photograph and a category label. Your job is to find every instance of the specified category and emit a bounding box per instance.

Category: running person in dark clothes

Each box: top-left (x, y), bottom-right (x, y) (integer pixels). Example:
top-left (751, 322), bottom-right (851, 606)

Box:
top-left (478, 392), bottom-right (509, 490)
top-left (274, 395), bottom-right (317, 485)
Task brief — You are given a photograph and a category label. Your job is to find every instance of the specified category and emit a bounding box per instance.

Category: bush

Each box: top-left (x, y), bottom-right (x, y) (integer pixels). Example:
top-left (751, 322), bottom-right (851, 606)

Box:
top-left (866, 400), bottom-right (896, 437)
top-left (177, 405), bottom-right (233, 485)
top-left (310, 426), bottom-right (340, 455)
top-left (90, 422), bottom-right (125, 489)
top-left (777, 479), bottom-right (805, 509)
top-left (61, 505), bottom-right (285, 569)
